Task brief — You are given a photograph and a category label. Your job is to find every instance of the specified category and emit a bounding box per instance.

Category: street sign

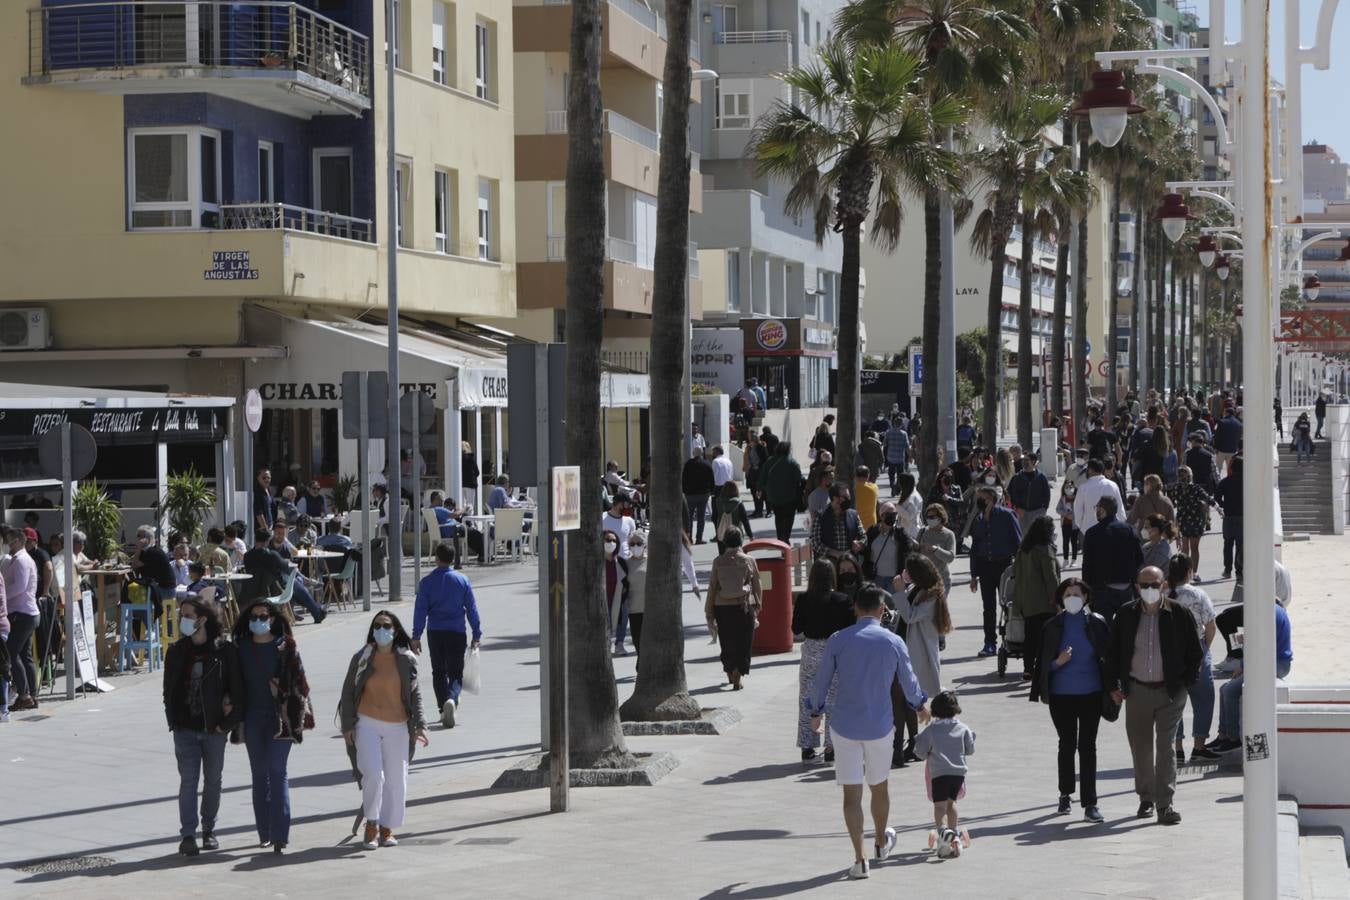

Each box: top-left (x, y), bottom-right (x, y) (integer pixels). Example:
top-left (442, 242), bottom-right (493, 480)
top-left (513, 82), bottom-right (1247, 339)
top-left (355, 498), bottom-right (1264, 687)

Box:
top-left (1098, 359), bottom-right (1111, 377)
top-left (342, 371), bottom-right (389, 439)
top-left (244, 388), bottom-right (263, 433)
top-left (908, 345), bottom-right (923, 397)
top-left (551, 466), bottom-right (582, 532)
top-left (399, 390), bottom-right (436, 435)
top-left (38, 423), bottom-right (95, 480)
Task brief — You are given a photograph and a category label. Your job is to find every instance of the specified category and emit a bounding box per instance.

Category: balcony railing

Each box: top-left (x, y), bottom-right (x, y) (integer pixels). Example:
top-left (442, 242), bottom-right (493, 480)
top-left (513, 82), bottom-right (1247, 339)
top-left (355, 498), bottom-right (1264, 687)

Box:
top-left (27, 1), bottom-right (370, 99)
top-left (544, 107), bottom-right (660, 153)
top-left (545, 109), bottom-right (568, 134)
top-left (714, 29), bottom-right (792, 44)
top-left (607, 236), bottom-right (638, 265)
top-left (221, 202), bottom-right (373, 243)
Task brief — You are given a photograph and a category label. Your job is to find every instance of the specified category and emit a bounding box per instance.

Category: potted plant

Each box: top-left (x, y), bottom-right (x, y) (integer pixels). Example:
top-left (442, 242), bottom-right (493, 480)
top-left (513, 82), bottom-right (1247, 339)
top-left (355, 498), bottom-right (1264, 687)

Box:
top-left (73, 481), bottom-right (123, 562)
top-left (158, 466), bottom-right (216, 545)
top-left (331, 473), bottom-right (358, 514)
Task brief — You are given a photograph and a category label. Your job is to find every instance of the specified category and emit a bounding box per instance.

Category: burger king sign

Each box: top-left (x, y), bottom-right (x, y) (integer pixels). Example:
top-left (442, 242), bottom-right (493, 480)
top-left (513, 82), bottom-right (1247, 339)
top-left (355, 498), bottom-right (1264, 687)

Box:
top-left (755, 319), bottom-right (788, 351)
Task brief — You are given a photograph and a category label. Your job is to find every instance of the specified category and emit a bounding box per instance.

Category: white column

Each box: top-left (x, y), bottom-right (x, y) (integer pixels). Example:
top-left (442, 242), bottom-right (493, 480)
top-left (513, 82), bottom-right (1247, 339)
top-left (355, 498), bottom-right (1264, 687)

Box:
top-left (156, 441), bottom-right (169, 541)
top-left (474, 408), bottom-right (483, 516)
top-left (446, 381), bottom-right (462, 505)
top-left (494, 406), bottom-right (504, 478)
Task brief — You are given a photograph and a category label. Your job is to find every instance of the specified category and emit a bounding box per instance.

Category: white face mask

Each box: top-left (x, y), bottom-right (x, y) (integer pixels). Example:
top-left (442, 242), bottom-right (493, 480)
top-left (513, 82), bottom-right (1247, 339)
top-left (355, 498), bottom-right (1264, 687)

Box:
top-left (179, 617), bottom-right (198, 637)
top-left (983, 475), bottom-right (996, 485)
top-left (1063, 596), bottom-right (1085, 615)
top-left (604, 541), bottom-right (618, 555)
top-left (630, 545), bottom-right (645, 559)
top-left (1139, 587), bottom-right (1162, 606)
top-left (925, 517), bottom-right (940, 527)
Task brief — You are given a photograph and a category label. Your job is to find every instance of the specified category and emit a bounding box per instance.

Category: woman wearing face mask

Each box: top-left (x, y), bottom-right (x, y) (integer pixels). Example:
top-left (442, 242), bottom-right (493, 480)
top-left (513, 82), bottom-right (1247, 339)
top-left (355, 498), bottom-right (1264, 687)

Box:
top-left (864, 502), bottom-right (910, 592)
top-left (232, 600), bottom-right (314, 853)
top-left (1056, 481), bottom-right (1080, 565)
top-left (602, 530), bottom-right (630, 657)
top-left (1010, 516), bottom-right (1062, 681)
top-left (163, 597), bottom-right (242, 856)
top-left (625, 533), bottom-right (649, 655)
top-left (890, 554), bottom-right (952, 767)
top-left (1139, 514), bottom-right (1176, 573)
top-left (1030, 578), bottom-right (1111, 823)
top-left (1126, 475), bottom-right (1175, 531)
top-left (340, 611), bottom-right (428, 851)
top-left (1165, 554), bottom-right (1220, 764)
top-left (916, 504), bottom-right (956, 598)
top-left (834, 555), bottom-right (865, 603)
top-left (1164, 467), bottom-right (1214, 582)
top-left (705, 527), bottom-right (762, 690)
top-left (926, 470), bottom-right (965, 551)
top-left (792, 559), bottom-right (855, 762)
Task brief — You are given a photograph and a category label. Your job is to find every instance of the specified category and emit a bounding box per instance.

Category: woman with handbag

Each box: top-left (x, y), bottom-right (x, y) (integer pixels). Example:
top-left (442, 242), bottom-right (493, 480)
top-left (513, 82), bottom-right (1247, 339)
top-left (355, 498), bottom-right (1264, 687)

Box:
top-left (713, 482), bottom-right (754, 555)
top-left (1029, 578), bottom-right (1112, 824)
top-left (1009, 516), bottom-right (1061, 681)
top-left (792, 559), bottom-right (854, 762)
top-left (890, 554), bottom-right (952, 767)
top-left (233, 599), bottom-right (314, 853)
top-left (704, 527), bottom-right (762, 690)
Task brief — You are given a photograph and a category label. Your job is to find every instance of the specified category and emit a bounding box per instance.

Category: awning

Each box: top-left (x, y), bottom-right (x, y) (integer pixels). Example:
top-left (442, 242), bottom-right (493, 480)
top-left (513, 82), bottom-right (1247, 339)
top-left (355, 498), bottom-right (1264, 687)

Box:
top-left (0, 382), bottom-right (233, 450)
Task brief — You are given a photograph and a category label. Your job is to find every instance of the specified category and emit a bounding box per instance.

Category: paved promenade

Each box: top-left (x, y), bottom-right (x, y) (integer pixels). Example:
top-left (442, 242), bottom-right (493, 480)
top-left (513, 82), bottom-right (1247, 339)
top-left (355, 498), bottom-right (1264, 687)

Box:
top-left (3, 512), bottom-right (1309, 899)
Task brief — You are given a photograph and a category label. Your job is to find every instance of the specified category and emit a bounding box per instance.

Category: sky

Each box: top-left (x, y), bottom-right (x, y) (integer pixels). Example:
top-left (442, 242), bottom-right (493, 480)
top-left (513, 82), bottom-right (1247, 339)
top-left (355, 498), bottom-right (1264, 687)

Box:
top-left (1194, 1), bottom-right (1350, 159)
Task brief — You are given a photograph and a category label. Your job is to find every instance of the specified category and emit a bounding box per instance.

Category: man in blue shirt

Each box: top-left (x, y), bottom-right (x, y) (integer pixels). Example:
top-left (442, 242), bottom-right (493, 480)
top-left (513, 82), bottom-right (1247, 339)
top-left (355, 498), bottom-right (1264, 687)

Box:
top-left (883, 417), bottom-right (910, 494)
top-left (427, 491), bottom-right (465, 568)
top-left (1208, 602), bottom-right (1292, 753)
top-left (808, 586), bottom-right (928, 880)
top-left (411, 544), bottom-right (483, 728)
top-left (1213, 407), bottom-right (1243, 472)
top-left (968, 486), bottom-right (1022, 657)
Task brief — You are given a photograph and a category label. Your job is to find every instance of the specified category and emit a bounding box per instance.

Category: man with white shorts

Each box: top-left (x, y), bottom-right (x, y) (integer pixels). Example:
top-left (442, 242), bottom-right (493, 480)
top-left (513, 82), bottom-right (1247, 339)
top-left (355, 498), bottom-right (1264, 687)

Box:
top-left (809, 585), bottom-right (929, 880)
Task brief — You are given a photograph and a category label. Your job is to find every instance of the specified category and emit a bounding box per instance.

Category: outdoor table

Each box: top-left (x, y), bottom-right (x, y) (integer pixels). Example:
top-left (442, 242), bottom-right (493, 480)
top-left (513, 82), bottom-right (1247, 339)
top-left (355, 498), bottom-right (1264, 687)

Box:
top-left (204, 572), bottom-right (252, 626)
top-left (465, 515), bottom-right (497, 563)
top-left (291, 549), bottom-right (345, 583)
top-left (86, 567), bottom-right (131, 671)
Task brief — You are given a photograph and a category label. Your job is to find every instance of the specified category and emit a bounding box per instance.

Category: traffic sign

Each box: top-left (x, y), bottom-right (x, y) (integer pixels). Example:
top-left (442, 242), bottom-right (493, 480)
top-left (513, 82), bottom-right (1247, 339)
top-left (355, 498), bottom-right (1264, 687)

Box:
top-left (38, 423), bottom-right (96, 480)
top-left (908, 345), bottom-right (923, 398)
top-left (1098, 360), bottom-right (1111, 377)
top-left (244, 388), bottom-right (263, 433)
top-left (551, 466), bottom-right (581, 531)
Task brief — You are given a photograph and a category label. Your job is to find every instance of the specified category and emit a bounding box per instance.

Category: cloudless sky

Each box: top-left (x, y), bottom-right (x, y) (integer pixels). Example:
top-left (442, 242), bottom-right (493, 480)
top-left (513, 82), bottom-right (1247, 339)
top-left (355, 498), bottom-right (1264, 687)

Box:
top-left (1193, 1), bottom-right (1350, 160)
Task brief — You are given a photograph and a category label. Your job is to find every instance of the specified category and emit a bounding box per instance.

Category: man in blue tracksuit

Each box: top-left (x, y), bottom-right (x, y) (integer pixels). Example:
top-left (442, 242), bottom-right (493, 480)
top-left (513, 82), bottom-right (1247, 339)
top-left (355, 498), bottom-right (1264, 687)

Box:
top-left (411, 544), bottom-right (482, 728)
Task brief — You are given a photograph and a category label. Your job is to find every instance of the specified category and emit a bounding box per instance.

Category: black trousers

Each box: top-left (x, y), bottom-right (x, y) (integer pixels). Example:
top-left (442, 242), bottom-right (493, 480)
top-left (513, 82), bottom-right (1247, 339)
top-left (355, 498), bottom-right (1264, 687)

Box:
top-left (1022, 613), bottom-right (1053, 677)
top-left (1049, 692), bottom-right (1102, 806)
top-left (1216, 604), bottom-right (1244, 658)
top-left (685, 493), bottom-right (711, 541)
top-left (1060, 520), bottom-right (1080, 558)
top-left (713, 605), bottom-right (755, 676)
top-left (629, 613), bottom-right (644, 655)
top-left (772, 505), bottom-right (797, 543)
top-left (972, 556), bottom-right (1010, 646)
top-left (426, 629), bottom-right (468, 709)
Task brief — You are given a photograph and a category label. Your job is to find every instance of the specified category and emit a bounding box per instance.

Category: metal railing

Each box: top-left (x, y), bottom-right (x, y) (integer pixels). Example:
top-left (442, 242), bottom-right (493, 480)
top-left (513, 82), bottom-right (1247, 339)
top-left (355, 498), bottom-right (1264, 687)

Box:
top-left (607, 236), bottom-right (638, 264)
top-left (601, 349), bottom-right (650, 373)
top-left (545, 109), bottom-right (568, 134)
top-left (714, 29), bottom-right (791, 44)
top-left (27, 1), bottom-right (370, 98)
top-left (546, 236), bottom-right (566, 260)
top-left (221, 202), bottom-right (373, 242)
top-left (605, 109), bottom-right (659, 151)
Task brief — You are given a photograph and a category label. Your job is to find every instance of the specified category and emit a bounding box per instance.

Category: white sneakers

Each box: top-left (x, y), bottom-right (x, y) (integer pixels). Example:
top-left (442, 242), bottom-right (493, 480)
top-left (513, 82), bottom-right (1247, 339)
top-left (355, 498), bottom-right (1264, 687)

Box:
top-left (442, 698), bottom-right (457, 728)
top-left (847, 827), bottom-right (896, 880)
top-left (874, 827), bottom-right (897, 861)
top-left (847, 860), bottom-right (870, 880)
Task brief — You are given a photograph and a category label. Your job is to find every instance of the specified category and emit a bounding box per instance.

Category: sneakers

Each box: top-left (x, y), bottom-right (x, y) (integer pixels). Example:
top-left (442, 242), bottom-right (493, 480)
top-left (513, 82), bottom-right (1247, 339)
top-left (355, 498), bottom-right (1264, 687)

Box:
top-left (847, 860), bottom-right (870, 880)
top-left (1157, 806), bottom-right (1182, 826)
top-left (178, 836), bottom-right (199, 857)
top-left (441, 698), bottom-right (457, 729)
top-left (1136, 801), bottom-right (1154, 819)
top-left (379, 827), bottom-right (398, 847)
top-left (1057, 795), bottom-right (1072, 815)
top-left (1084, 806), bottom-right (1104, 824)
top-left (0, 711), bottom-right (9, 724)
top-left (1175, 748), bottom-right (1186, 766)
top-left (874, 827), bottom-right (897, 861)
top-left (823, 747), bottom-right (835, 764)
top-left (1190, 745), bottom-right (1222, 761)
top-left (362, 822), bottom-right (380, 851)
top-left (801, 748), bottom-right (817, 762)
top-left (977, 643), bottom-right (997, 658)
top-left (200, 833), bottom-right (219, 851)
top-left (1206, 737), bottom-right (1241, 753)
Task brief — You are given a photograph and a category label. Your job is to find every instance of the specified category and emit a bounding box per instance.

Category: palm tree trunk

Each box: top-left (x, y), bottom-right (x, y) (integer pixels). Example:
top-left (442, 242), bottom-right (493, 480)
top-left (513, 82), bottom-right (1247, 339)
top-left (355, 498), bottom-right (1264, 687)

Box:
top-left (620, 0), bottom-right (697, 723)
top-left (834, 170), bottom-right (871, 483)
top-left (1142, 221), bottom-right (1153, 395)
top-left (983, 200), bottom-right (1014, 453)
top-left (1051, 229), bottom-right (1069, 421)
top-left (1017, 209), bottom-right (1035, 449)
top-left (1106, 168), bottom-right (1122, 415)
top-left (1071, 135), bottom-right (1090, 441)
top-left (563, 0), bottom-right (633, 767)
top-left (919, 191), bottom-right (942, 492)
top-left (1129, 194), bottom-right (1143, 394)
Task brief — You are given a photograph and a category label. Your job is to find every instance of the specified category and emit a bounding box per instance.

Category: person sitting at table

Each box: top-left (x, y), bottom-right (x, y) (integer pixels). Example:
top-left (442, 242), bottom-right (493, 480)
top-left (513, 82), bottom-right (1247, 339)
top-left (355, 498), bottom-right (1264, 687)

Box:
top-left (51, 530), bottom-right (96, 593)
top-left (199, 529), bottom-right (232, 574)
top-left (269, 522), bottom-right (297, 561)
top-left (297, 481), bottom-right (327, 519)
top-left (275, 486), bottom-right (300, 528)
top-left (316, 519), bottom-right (356, 580)
top-left (293, 515), bottom-right (318, 547)
top-left (427, 492), bottom-right (464, 567)
top-left (185, 561), bottom-right (211, 596)
top-left (131, 524), bottom-right (178, 618)
top-left (487, 476), bottom-right (524, 512)
top-left (372, 485), bottom-right (390, 533)
top-left (225, 523), bottom-right (249, 567)
top-left (171, 542), bottom-right (193, 587)
top-left (241, 528), bottom-right (326, 624)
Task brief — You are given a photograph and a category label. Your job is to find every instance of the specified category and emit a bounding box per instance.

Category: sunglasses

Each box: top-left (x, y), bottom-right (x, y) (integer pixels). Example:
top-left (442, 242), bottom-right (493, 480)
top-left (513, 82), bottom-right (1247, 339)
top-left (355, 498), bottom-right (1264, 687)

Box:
top-left (249, 612), bottom-right (273, 622)
top-left (1137, 582), bottom-right (1163, 589)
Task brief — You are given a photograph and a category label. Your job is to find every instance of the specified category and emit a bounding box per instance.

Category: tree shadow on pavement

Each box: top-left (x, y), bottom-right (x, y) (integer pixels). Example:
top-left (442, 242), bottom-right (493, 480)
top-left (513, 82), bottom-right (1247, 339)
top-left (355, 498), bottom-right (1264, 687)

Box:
top-left (699, 871), bottom-right (849, 898)
top-left (705, 762), bottom-right (812, 785)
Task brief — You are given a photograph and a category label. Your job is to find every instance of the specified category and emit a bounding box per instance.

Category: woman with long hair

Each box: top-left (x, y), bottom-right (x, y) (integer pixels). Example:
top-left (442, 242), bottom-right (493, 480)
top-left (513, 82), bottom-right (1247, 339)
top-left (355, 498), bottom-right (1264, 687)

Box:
top-left (1166, 467), bottom-right (1213, 581)
top-left (713, 480), bottom-right (754, 555)
top-left (232, 599), bottom-right (314, 854)
top-left (834, 555), bottom-right (864, 603)
top-left (1029, 578), bottom-right (1111, 823)
top-left (339, 610), bottom-right (428, 850)
top-left (704, 527), bottom-right (762, 690)
top-left (1010, 516), bottom-right (1061, 680)
top-left (603, 529), bottom-right (630, 656)
top-left (1139, 514), bottom-right (1176, 572)
top-left (891, 554), bottom-right (952, 766)
top-left (916, 503), bottom-right (956, 598)
top-left (1166, 554), bottom-right (1220, 764)
top-left (792, 559), bottom-right (855, 763)
top-left (1056, 480), bottom-right (1080, 565)
top-left (1127, 474), bottom-right (1176, 530)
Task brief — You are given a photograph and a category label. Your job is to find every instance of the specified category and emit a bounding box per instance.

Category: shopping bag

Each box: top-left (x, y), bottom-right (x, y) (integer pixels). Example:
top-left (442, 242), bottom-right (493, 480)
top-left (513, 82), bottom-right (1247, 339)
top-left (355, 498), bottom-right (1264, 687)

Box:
top-left (462, 646), bottom-right (481, 695)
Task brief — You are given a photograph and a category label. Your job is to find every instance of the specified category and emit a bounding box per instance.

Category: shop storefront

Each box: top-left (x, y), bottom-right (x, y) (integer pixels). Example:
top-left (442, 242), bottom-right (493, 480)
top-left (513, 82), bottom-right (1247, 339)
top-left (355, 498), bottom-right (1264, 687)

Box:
top-left (741, 317), bottom-right (835, 409)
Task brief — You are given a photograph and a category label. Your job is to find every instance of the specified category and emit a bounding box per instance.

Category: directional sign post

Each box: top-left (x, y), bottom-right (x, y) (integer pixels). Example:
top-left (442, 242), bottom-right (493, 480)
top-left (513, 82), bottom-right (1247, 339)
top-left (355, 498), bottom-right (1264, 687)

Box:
top-left (39, 423), bottom-right (96, 699)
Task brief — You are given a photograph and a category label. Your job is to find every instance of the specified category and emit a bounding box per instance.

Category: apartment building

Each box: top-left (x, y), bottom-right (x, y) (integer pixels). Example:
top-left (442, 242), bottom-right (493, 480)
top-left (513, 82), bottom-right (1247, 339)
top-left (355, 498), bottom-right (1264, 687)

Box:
top-left (1195, 27), bottom-right (1232, 183)
top-left (0, 0), bottom-right (518, 486)
top-left (1304, 143), bottom-right (1350, 203)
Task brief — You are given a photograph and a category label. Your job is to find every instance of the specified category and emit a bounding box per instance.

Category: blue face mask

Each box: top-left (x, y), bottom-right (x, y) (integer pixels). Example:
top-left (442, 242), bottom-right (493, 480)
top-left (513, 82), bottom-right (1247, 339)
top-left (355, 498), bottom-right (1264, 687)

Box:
top-left (249, 618), bottom-right (272, 636)
top-left (372, 627), bottom-right (395, 646)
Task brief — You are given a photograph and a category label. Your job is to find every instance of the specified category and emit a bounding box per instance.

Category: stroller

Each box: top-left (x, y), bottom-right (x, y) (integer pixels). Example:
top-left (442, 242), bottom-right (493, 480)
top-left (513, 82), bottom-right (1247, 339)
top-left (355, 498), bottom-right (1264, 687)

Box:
top-left (995, 564), bottom-right (1025, 678)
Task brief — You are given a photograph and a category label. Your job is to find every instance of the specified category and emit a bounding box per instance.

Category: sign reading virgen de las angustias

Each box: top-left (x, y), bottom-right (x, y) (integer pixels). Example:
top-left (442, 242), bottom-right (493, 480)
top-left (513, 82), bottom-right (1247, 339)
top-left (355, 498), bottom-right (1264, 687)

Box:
top-left (204, 250), bottom-right (259, 280)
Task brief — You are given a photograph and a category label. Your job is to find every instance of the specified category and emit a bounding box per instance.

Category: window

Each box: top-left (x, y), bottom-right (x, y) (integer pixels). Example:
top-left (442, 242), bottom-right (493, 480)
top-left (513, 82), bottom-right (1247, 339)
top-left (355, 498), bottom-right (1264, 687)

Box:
top-left (727, 250), bottom-right (741, 311)
top-left (715, 80), bottom-right (751, 129)
top-left (432, 2), bottom-right (454, 86)
top-left (713, 4), bottom-right (738, 35)
top-left (127, 127), bottom-right (221, 229)
top-left (815, 21), bottom-right (821, 45)
top-left (258, 141), bottom-right (275, 204)
top-left (546, 181), bottom-right (566, 259)
top-left (395, 158), bottom-right (412, 248)
top-left (313, 148), bottom-right (354, 216)
top-left (475, 19), bottom-right (495, 101)
top-left (391, 0), bottom-right (411, 70)
top-left (477, 177), bottom-right (496, 259)
top-left (801, 11), bottom-right (809, 44)
top-left (434, 169), bottom-right (455, 253)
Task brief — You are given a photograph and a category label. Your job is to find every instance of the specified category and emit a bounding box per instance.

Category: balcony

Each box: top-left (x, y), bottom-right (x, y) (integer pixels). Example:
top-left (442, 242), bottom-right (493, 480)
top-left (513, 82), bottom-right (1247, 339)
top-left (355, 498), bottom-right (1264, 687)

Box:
top-left (517, 0), bottom-right (700, 80)
top-left (25, 1), bottom-right (371, 118)
top-left (714, 30), bottom-right (791, 44)
top-left (708, 29), bottom-right (792, 76)
top-left (222, 202), bottom-right (373, 243)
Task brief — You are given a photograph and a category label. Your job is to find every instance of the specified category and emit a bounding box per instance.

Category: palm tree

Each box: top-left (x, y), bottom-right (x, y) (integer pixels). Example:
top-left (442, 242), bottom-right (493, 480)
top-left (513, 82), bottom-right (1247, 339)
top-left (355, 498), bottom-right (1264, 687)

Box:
top-left (837, 0), bottom-right (1028, 487)
top-left (620, 0), bottom-right (698, 723)
top-left (562, 0), bottom-right (634, 768)
top-left (753, 39), bottom-right (964, 481)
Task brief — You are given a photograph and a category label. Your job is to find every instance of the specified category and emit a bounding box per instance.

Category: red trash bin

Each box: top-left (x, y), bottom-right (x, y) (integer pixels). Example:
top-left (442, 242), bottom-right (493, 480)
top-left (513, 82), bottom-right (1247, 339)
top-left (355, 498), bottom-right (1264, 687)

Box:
top-left (745, 538), bottom-right (794, 654)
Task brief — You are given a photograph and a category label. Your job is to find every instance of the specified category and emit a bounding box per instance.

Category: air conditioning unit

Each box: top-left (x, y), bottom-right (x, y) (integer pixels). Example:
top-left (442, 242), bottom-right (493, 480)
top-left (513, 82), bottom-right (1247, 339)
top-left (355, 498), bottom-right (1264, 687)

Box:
top-left (0, 307), bottom-right (50, 351)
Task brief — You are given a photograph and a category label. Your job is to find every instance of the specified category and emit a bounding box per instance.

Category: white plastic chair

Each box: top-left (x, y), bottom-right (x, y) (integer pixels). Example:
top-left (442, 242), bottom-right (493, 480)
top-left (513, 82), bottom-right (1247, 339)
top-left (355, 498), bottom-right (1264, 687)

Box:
top-left (493, 508), bottom-right (526, 562)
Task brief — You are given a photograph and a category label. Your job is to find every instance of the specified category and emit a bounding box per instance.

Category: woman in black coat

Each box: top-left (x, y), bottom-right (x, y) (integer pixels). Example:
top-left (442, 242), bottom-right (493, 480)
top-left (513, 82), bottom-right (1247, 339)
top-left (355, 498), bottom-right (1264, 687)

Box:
top-left (792, 559), bottom-right (855, 763)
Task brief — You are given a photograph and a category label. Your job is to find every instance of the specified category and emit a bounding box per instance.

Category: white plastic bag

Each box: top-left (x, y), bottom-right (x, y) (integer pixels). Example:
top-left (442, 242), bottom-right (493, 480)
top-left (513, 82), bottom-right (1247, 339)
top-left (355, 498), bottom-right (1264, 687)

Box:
top-left (462, 646), bottom-right (482, 695)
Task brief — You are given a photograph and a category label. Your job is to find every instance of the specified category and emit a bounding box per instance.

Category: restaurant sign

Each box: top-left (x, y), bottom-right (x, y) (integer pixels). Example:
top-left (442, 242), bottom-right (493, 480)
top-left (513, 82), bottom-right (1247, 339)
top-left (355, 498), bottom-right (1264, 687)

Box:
top-left (0, 406), bottom-right (226, 446)
top-left (256, 381), bottom-right (438, 403)
top-left (457, 368), bottom-right (510, 409)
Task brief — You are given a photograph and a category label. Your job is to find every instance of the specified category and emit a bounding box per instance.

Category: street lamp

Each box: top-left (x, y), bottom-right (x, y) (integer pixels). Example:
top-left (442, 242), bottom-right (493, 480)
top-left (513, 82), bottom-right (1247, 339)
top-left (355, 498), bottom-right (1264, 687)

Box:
top-left (1070, 69), bottom-right (1144, 148)
top-left (1216, 254), bottom-right (1232, 282)
top-left (1156, 193), bottom-right (1194, 243)
top-left (1197, 233), bottom-right (1219, 268)
top-left (1305, 274), bottom-right (1322, 300)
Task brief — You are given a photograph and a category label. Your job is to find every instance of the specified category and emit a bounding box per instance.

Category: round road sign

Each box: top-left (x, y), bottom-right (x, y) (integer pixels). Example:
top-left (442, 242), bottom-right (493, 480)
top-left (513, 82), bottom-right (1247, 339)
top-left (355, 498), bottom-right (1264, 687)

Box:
top-left (1098, 360), bottom-right (1111, 377)
top-left (245, 389), bottom-right (263, 433)
top-left (38, 423), bottom-right (97, 481)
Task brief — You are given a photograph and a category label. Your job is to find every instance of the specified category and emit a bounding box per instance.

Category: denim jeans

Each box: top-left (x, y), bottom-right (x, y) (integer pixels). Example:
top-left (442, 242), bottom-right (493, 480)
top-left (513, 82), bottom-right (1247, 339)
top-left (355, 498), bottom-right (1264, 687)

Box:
top-left (6, 612), bottom-right (38, 698)
top-left (244, 714), bottom-right (293, 845)
top-left (173, 729), bottom-right (228, 838)
top-left (291, 580), bottom-right (325, 619)
top-left (427, 628), bottom-right (467, 709)
top-left (1176, 651), bottom-right (1216, 742)
top-left (684, 493), bottom-right (711, 542)
top-left (1219, 658), bottom-right (1292, 738)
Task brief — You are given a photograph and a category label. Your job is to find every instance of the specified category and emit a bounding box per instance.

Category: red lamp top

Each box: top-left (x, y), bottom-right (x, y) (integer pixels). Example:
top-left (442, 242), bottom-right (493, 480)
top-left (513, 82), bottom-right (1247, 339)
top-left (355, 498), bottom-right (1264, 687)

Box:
top-left (1197, 234), bottom-right (1219, 254)
top-left (1069, 69), bottom-right (1146, 116)
top-left (1155, 193), bottom-right (1195, 221)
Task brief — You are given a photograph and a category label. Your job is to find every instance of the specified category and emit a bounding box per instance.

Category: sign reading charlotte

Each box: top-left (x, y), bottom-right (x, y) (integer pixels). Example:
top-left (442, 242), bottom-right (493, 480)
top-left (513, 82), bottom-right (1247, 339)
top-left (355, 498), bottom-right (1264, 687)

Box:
top-left (204, 250), bottom-right (260, 281)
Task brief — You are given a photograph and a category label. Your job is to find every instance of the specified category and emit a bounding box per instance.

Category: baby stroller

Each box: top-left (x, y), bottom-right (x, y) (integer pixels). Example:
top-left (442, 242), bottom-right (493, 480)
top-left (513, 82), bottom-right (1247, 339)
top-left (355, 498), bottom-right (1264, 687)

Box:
top-left (996, 564), bottom-right (1025, 678)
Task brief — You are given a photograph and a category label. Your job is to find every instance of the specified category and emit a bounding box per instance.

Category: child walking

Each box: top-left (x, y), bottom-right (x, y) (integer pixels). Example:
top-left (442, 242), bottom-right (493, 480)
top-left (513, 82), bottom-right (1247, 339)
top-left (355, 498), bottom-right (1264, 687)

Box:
top-left (913, 690), bottom-right (976, 856)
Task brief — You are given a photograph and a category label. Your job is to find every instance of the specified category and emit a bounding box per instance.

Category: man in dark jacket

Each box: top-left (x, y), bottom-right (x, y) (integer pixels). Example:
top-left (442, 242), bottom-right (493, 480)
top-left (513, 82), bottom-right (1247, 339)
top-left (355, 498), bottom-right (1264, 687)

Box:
top-left (1212, 408), bottom-right (1243, 471)
top-left (1081, 496), bottom-right (1142, 622)
top-left (859, 431), bottom-right (885, 482)
top-left (1184, 432), bottom-right (1217, 489)
top-left (760, 443), bottom-right (804, 543)
top-left (967, 485), bottom-right (1022, 657)
top-left (1104, 566), bottom-right (1202, 826)
top-left (1215, 457), bottom-right (1244, 580)
top-left (681, 448), bottom-right (717, 543)
top-left (242, 528), bottom-right (326, 623)
top-left (1315, 393), bottom-right (1328, 439)
top-left (1006, 453), bottom-right (1052, 533)
top-left (163, 597), bottom-right (243, 856)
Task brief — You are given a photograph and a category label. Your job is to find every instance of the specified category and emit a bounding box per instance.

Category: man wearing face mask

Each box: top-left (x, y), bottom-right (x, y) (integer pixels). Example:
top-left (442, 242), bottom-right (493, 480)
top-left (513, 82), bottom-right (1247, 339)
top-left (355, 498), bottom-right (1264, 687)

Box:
top-left (1081, 496), bottom-right (1142, 622)
top-left (811, 484), bottom-right (866, 563)
top-left (1006, 453), bottom-right (1051, 534)
top-left (1104, 565), bottom-right (1202, 826)
top-left (864, 503), bottom-right (910, 591)
top-left (967, 486), bottom-right (1022, 658)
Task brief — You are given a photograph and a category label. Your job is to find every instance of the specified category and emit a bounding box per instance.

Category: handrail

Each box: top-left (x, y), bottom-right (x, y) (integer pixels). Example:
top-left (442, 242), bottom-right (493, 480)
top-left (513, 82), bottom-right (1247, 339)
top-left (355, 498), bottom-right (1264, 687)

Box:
top-left (604, 109), bottom-right (659, 151)
top-left (221, 202), bottom-right (373, 243)
top-left (715, 29), bottom-right (792, 44)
